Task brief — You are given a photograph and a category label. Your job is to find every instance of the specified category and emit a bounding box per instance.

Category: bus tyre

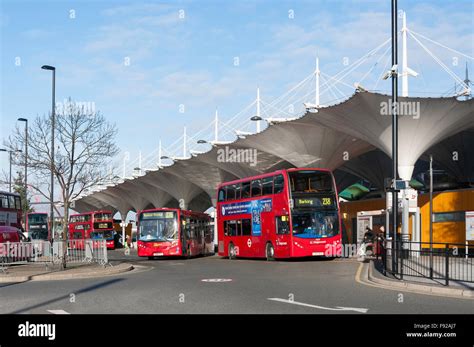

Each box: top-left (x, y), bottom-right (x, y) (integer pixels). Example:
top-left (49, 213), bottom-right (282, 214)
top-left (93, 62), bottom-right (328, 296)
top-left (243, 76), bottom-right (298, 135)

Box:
top-left (266, 243), bottom-right (275, 261)
top-left (228, 243), bottom-right (236, 260)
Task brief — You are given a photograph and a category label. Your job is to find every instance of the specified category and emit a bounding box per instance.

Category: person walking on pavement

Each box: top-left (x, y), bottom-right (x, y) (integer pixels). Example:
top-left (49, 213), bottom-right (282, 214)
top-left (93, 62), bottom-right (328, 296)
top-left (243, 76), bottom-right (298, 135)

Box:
top-left (124, 235), bottom-right (131, 255)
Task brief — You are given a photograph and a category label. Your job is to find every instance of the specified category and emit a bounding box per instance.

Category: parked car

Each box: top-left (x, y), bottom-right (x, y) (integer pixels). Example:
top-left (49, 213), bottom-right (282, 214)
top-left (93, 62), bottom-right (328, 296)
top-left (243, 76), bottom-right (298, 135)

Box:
top-left (0, 226), bottom-right (33, 262)
top-left (0, 226), bottom-right (29, 243)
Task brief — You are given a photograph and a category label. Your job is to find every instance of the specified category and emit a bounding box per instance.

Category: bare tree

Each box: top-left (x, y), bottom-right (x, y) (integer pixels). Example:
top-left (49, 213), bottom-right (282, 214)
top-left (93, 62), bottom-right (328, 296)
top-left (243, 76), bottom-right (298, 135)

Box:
top-left (6, 99), bottom-right (119, 237)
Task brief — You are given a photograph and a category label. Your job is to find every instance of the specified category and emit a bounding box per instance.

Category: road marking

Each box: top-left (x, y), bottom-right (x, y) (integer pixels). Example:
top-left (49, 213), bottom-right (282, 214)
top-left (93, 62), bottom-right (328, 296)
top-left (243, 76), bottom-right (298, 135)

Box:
top-left (267, 298), bottom-right (368, 313)
top-left (47, 310), bottom-right (70, 315)
top-left (201, 278), bottom-right (233, 282)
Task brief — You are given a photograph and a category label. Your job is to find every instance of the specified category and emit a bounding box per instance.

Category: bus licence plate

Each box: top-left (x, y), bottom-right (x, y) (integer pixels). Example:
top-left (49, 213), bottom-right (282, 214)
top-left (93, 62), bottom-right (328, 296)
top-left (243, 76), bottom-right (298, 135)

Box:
top-left (312, 252), bottom-right (324, 256)
top-left (154, 252), bottom-right (164, 256)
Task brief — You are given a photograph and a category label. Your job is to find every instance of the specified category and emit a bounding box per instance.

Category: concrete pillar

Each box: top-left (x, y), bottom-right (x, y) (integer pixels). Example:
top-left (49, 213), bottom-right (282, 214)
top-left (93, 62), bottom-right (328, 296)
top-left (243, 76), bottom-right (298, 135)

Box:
top-left (401, 188), bottom-right (410, 257)
top-left (121, 211), bottom-right (127, 248)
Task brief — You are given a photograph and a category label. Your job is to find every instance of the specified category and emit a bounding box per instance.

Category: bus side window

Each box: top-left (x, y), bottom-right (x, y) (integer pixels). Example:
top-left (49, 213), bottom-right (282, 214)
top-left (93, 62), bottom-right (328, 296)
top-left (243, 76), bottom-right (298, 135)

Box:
top-left (218, 188), bottom-right (226, 202)
top-left (242, 219), bottom-right (251, 236)
top-left (276, 216), bottom-right (290, 235)
top-left (274, 175), bottom-right (285, 194)
top-left (224, 221), bottom-right (228, 236)
top-left (234, 183), bottom-right (241, 200)
top-left (15, 196), bottom-right (21, 210)
top-left (0, 194), bottom-right (6, 208)
top-left (8, 195), bottom-right (15, 209)
top-left (262, 176), bottom-right (273, 195)
top-left (241, 181), bottom-right (251, 198)
top-left (228, 221), bottom-right (238, 236)
top-left (251, 179), bottom-right (262, 197)
top-left (236, 219), bottom-right (242, 236)
top-left (185, 218), bottom-right (191, 239)
top-left (226, 185), bottom-right (236, 201)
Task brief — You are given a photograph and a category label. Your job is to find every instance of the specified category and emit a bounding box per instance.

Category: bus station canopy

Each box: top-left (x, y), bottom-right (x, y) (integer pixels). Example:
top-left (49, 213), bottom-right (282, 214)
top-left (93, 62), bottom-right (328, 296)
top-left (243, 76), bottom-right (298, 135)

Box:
top-left (73, 92), bottom-right (474, 216)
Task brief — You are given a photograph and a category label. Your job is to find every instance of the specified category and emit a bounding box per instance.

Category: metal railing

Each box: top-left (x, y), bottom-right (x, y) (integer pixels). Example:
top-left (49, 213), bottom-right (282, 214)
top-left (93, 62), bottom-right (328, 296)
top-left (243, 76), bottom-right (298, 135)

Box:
top-left (1, 239), bottom-right (109, 272)
top-left (382, 240), bottom-right (474, 285)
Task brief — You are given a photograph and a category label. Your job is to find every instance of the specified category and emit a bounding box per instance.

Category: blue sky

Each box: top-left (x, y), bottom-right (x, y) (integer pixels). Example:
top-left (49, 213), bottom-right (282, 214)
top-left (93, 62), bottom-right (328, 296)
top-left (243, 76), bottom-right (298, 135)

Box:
top-left (1, 0), bottom-right (473, 197)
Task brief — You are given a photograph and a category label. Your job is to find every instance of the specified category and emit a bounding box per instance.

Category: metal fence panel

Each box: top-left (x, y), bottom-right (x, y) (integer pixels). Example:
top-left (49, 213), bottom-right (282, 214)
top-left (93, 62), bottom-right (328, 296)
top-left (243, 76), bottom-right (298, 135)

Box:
top-left (1, 239), bottom-right (109, 272)
top-left (382, 241), bottom-right (474, 285)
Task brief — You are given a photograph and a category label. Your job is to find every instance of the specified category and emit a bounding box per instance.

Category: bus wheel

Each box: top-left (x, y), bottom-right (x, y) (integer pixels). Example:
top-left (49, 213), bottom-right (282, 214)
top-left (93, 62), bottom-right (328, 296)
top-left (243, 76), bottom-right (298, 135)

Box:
top-left (266, 243), bottom-right (275, 261)
top-left (228, 243), bottom-right (236, 260)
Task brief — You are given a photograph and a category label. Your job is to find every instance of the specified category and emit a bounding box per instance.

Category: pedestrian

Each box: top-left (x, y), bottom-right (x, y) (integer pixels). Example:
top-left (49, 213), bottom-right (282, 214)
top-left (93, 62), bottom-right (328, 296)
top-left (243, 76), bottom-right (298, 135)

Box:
top-left (124, 235), bottom-right (130, 255)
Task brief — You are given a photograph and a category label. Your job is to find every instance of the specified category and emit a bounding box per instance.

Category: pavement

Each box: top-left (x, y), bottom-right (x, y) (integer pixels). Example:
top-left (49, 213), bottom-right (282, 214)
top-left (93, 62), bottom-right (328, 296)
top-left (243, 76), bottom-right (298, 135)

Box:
top-left (0, 249), bottom-right (472, 314)
top-left (357, 259), bottom-right (474, 299)
top-left (0, 262), bottom-right (134, 283)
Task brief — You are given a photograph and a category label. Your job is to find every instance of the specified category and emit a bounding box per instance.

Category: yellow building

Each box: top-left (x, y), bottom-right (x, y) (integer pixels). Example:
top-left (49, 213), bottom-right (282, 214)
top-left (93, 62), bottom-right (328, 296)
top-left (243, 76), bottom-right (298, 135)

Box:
top-left (340, 188), bottom-right (474, 247)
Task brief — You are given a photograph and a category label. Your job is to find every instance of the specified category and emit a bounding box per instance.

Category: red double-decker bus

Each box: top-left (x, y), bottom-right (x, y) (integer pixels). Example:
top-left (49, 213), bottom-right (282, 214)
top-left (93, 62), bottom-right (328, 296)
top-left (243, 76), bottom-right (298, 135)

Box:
top-left (68, 210), bottom-right (115, 249)
top-left (217, 168), bottom-right (342, 260)
top-left (26, 212), bottom-right (50, 241)
top-left (137, 208), bottom-right (213, 259)
top-left (0, 191), bottom-right (22, 229)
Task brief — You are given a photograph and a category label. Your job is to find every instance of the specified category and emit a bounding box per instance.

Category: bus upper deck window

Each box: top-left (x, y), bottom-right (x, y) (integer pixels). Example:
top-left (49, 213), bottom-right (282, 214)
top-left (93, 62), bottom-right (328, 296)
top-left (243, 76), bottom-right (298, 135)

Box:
top-left (241, 181), bottom-right (251, 198)
top-left (251, 179), bottom-right (262, 197)
top-left (218, 188), bottom-right (226, 202)
top-left (274, 175), bottom-right (284, 194)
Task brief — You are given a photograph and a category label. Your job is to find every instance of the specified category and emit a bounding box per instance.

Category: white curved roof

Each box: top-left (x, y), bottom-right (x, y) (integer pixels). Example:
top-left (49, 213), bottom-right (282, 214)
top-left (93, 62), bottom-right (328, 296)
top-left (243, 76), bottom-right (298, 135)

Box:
top-left (74, 92), bottom-right (474, 215)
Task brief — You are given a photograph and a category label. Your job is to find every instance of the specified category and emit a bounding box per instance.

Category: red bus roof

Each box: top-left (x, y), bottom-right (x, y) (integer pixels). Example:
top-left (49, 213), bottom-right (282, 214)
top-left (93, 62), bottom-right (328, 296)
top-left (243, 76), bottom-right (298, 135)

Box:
top-left (217, 168), bottom-right (333, 189)
top-left (138, 208), bottom-right (210, 219)
top-left (69, 210), bottom-right (112, 217)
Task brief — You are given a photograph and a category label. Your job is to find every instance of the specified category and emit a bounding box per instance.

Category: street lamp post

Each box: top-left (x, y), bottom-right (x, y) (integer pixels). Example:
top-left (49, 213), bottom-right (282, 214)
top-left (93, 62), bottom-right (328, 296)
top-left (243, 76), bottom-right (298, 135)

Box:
top-left (391, 0), bottom-right (399, 272)
top-left (41, 65), bottom-right (56, 240)
top-left (0, 149), bottom-right (22, 192)
top-left (0, 149), bottom-right (6, 189)
top-left (17, 118), bottom-right (28, 220)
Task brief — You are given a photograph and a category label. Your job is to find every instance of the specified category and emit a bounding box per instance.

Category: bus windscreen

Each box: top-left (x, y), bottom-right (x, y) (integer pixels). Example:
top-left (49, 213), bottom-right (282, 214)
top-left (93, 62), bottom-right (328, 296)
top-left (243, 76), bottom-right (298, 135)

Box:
top-left (28, 214), bottom-right (49, 240)
top-left (139, 211), bottom-right (178, 242)
top-left (291, 210), bottom-right (339, 238)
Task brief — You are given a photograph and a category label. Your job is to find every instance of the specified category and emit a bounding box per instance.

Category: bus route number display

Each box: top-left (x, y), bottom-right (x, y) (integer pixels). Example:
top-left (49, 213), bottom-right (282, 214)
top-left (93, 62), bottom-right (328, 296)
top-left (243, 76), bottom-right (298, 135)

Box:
top-left (141, 212), bottom-right (175, 219)
top-left (294, 197), bottom-right (333, 207)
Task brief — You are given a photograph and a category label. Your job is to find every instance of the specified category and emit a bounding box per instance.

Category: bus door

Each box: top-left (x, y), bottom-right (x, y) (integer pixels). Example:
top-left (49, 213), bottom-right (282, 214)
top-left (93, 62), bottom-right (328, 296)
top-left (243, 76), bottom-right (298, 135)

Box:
top-left (275, 215), bottom-right (291, 258)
